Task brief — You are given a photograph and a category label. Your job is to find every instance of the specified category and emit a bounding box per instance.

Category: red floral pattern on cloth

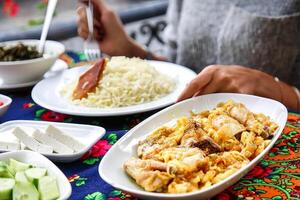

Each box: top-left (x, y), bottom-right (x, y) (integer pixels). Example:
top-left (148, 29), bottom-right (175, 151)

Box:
top-left (35, 108), bottom-right (72, 122)
top-left (82, 140), bottom-right (112, 160)
top-left (80, 133), bottom-right (117, 165)
top-left (23, 103), bottom-right (35, 109)
top-left (40, 111), bottom-right (69, 122)
top-left (245, 166), bottom-right (273, 179)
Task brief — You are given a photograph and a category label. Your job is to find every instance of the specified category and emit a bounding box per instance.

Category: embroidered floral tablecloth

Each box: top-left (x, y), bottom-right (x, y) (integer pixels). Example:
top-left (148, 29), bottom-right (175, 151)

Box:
top-left (1, 53), bottom-right (300, 200)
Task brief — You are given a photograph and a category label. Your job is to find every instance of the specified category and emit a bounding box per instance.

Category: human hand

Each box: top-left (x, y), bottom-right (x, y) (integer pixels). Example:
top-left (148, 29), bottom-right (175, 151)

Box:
top-left (177, 65), bottom-right (298, 109)
top-left (77, 0), bottom-right (142, 57)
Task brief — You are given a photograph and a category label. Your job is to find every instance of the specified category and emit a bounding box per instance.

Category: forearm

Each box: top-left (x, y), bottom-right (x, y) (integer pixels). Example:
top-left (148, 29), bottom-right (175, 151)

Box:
top-left (253, 69), bottom-right (298, 110)
top-left (127, 38), bottom-right (167, 61)
top-left (278, 80), bottom-right (299, 111)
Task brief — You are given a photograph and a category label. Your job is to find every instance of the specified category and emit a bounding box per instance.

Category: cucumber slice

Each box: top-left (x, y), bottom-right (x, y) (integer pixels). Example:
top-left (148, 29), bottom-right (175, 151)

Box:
top-left (38, 176), bottom-right (60, 200)
top-left (0, 178), bottom-right (15, 200)
top-left (13, 182), bottom-right (39, 200)
top-left (25, 168), bottom-right (47, 187)
top-left (15, 172), bottom-right (29, 183)
top-left (0, 161), bottom-right (14, 178)
top-left (9, 159), bottom-right (31, 174)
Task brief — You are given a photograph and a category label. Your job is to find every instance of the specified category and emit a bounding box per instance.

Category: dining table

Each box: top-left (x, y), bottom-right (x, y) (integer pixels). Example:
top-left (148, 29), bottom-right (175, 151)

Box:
top-left (1, 51), bottom-right (300, 200)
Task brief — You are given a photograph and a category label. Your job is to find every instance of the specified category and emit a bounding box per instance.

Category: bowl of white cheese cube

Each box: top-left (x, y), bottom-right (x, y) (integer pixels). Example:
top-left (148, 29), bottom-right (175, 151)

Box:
top-left (0, 120), bottom-right (106, 162)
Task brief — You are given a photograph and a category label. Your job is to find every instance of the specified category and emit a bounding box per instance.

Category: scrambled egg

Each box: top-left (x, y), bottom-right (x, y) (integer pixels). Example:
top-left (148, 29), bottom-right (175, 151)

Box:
top-left (124, 100), bottom-right (278, 193)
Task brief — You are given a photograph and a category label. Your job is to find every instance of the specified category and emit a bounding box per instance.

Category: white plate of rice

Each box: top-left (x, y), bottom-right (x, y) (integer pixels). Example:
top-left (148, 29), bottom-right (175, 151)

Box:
top-left (31, 57), bottom-right (197, 117)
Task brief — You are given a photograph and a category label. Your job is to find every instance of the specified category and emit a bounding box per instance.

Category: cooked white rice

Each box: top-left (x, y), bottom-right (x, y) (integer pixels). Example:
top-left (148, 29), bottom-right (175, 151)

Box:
top-left (60, 57), bottom-right (175, 108)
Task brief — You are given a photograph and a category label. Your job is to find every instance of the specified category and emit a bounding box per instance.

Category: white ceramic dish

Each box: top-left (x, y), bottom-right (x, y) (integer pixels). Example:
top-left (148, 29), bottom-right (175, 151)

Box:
top-left (43, 59), bottom-right (69, 79)
top-left (0, 59), bottom-right (68, 90)
top-left (99, 93), bottom-right (288, 200)
top-left (0, 80), bottom-right (40, 90)
top-left (31, 61), bottom-right (197, 117)
top-left (0, 120), bottom-right (106, 162)
top-left (0, 150), bottom-right (71, 200)
top-left (0, 94), bottom-right (12, 117)
top-left (0, 40), bottom-right (65, 85)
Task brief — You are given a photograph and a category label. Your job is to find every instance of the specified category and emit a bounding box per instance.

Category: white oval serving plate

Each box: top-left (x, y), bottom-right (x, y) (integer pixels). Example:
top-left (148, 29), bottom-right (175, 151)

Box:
top-left (99, 93), bottom-right (288, 200)
top-left (31, 61), bottom-right (197, 117)
top-left (0, 120), bottom-right (105, 162)
top-left (0, 150), bottom-right (71, 200)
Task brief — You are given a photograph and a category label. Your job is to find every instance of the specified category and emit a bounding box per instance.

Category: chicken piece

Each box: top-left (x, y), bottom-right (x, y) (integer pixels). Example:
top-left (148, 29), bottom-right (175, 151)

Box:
top-left (124, 157), bottom-right (168, 171)
top-left (179, 122), bottom-right (221, 155)
top-left (137, 142), bottom-right (164, 160)
top-left (227, 102), bottom-right (259, 131)
top-left (159, 147), bottom-right (208, 175)
top-left (124, 158), bottom-right (172, 192)
top-left (72, 59), bottom-right (106, 100)
top-left (225, 102), bottom-right (250, 124)
top-left (210, 113), bottom-right (245, 138)
top-left (138, 117), bottom-right (194, 160)
top-left (225, 101), bottom-right (276, 138)
top-left (137, 127), bottom-right (178, 159)
top-left (180, 120), bottom-right (206, 147)
top-left (206, 113), bottom-right (244, 150)
top-left (192, 136), bottom-right (221, 155)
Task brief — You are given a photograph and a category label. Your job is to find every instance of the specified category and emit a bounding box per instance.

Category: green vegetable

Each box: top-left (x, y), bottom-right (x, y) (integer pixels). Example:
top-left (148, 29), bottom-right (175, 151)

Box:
top-left (25, 168), bottom-right (47, 187)
top-left (0, 161), bottom-right (14, 178)
top-left (0, 159), bottom-right (60, 199)
top-left (0, 178), bottom-right (15, 200)
top-left (0, 43), bottom-right (42, 62)
top-left (15, 172), bottom-right (29, 184)
top-left (9, 159), bottom-right (31, 175)
top-left (13, 182), bottom-right (39, 200)
top-left (38, 176), bottom-right (60, 200)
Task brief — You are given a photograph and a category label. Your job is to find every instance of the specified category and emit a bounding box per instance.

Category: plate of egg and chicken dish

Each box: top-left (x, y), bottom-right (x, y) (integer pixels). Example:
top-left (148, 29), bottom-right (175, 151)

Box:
top-left (32, 56), bottom-right (196, 116)
top-left (99, 93), bottom-right (287, 200)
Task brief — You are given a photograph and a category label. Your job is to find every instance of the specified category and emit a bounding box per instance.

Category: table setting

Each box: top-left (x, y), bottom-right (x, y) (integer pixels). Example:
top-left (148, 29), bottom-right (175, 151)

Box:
top-left (1, 1), bottom-right (300, 200)
top-left (1, 46), bottom-right (300, 200)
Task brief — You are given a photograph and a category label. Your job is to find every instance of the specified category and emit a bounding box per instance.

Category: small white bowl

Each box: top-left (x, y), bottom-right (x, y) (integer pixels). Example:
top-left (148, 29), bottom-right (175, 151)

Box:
top-left (0, 150), bottom-right (72, 200)
top-left (0, 94), bottom-right (12, 117)
top-left (0, 40), bottom-right (65, 85)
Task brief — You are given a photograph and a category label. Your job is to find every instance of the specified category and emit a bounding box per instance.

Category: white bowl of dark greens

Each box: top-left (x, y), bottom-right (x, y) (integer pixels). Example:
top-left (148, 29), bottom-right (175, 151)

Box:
top-left (0, 40), bottom-right (65, 85)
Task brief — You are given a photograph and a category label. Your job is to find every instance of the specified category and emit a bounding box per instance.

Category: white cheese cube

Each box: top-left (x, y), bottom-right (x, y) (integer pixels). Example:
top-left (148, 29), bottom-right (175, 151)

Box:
top-left (0, 132), bottom-right (20, 151)
top-left (12, 127), bottom-right (53, 154)
top-left (32, 129), bottom-right (74, 154)
top-left (45, 125), bottom-right (85, 152)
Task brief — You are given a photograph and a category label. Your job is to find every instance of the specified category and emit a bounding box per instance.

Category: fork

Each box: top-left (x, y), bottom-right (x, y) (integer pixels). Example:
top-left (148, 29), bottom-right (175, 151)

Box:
top-left (84, 0), bottom-right (101, 61)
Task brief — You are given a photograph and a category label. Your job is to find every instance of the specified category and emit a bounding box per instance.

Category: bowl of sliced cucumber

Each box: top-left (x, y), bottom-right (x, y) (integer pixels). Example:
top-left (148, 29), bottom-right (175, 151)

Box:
top-left (0, 150), bottom-right (71, 200)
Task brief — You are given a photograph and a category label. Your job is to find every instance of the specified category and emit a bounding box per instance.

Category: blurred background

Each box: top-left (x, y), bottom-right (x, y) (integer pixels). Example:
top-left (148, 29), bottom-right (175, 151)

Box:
top-left (0, 0), bottom-right (168, 55)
